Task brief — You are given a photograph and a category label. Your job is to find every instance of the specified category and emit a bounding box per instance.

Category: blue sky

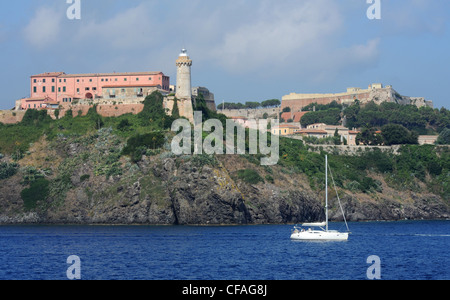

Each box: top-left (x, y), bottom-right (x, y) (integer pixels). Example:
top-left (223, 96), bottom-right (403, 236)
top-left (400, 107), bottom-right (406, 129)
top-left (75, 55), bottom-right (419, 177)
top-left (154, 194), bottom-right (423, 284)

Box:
top-left (0, 0), bottom-right (449, 109)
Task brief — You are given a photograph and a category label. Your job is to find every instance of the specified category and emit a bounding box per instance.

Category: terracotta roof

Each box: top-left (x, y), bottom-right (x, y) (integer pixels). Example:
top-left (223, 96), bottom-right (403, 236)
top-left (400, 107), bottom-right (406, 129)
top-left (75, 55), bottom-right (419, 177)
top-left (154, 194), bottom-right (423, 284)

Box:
top-left (31, 71), bottom-right (165, 78)
top-left (273, 124), bottom-right (300, 129)
top-left (22, 97), bottom-right (50, 102)
top-left (297, 129), bottom-right (328, 134)
top-left (101, 84), bottom-right (162, 88)
top-left (60, 72), bottom-right (163, 78)
top-left (31, 72), bottom-right (65, 77)
top-left (281, 111), bottom-right (308, 122)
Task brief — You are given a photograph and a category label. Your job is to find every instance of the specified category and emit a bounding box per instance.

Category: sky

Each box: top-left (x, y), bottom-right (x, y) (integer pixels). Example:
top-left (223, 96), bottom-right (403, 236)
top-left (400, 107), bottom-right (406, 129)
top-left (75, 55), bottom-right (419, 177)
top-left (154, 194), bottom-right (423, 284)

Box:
top-left (0, 0), bottom-right (449, 110)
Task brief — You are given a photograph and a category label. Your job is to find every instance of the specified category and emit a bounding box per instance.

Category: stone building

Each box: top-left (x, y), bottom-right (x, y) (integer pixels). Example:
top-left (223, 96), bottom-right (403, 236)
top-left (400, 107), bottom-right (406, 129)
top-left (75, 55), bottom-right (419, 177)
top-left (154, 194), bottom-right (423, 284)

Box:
top-left (19, 71), bottom-right (170, 110)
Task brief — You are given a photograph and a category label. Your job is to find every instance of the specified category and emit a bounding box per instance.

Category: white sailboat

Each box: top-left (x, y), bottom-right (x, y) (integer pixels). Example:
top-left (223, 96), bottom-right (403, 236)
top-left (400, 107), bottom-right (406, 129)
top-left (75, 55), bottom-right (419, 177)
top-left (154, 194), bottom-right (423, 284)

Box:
top-left (290, 155), bottom-right (350, 241)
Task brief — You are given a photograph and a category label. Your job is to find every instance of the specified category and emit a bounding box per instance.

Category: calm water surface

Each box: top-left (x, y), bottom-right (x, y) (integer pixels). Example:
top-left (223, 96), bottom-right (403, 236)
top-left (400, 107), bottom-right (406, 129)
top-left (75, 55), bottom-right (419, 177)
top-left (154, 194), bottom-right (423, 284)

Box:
top-left (0, 221), bottom-right (448, 280)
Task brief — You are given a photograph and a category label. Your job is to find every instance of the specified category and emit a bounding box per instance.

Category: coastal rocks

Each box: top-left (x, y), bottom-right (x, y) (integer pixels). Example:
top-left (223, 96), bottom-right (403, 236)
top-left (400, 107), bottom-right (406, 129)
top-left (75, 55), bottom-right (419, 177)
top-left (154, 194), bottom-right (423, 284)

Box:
top-left (329, 194), bottom-right (450, 222)
top-left (0, 152), bottom-right (449, 225)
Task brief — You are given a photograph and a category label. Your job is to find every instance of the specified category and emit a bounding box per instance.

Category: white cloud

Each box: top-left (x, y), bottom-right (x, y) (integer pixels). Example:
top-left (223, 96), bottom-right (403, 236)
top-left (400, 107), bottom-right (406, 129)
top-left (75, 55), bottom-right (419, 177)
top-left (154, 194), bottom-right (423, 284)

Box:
top-left (207, 0), bottom-right (380, 82)
top-left (20, 0), bottom-right (381, 83)
top-left (74, 3), bottom-right (158, 50)
top-left (23, 6), bottom-right (63, 49)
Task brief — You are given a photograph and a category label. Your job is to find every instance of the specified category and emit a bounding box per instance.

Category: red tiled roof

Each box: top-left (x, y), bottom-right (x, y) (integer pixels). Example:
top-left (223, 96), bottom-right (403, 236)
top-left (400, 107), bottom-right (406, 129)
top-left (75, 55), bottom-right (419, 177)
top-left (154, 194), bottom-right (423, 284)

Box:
top-left (101, 84), bottom-right (162, 88)
top-left (281, 111), bottom-right (308, 122)
top-left (297, 129), bottom-right (328, 134)
top-left (31, 72), bottom-right (65, 77)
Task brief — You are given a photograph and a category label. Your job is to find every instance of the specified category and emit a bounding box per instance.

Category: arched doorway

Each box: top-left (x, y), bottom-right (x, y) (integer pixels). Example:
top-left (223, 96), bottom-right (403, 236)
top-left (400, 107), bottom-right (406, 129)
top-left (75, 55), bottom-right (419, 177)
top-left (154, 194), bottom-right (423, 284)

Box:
top-left (85, 93), bottom-right (93, 99)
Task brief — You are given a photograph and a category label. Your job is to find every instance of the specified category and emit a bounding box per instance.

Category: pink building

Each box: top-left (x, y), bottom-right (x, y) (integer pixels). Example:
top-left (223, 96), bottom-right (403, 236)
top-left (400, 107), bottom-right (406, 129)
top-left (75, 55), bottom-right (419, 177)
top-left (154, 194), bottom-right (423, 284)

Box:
top-left (20, 71), bottom-right (170, 110)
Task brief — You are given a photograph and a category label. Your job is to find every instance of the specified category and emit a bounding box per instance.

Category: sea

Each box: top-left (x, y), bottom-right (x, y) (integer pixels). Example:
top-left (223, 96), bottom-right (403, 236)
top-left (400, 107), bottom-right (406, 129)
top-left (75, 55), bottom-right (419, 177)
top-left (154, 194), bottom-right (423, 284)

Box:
top-left (0, 220), bottom-right (448, 280)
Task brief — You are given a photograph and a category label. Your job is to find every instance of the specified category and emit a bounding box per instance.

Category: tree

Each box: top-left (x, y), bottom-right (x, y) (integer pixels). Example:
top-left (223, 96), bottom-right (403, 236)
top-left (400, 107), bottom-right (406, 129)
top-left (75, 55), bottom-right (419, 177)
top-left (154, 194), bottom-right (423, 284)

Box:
top-left (356, 127), bottom-right (382, 146)
top-left (381, 124), bottom-right (418, 145)
top-left (261, 99), bottom-right (281, 108)
top-left (171, 98), bottom-right (180, 119)
top-left (436, 128), bottom-right (450, 145)
top-left (245, 101), bottom-right (260, 109)
top-left (333, 128), bottom-right (341, 145)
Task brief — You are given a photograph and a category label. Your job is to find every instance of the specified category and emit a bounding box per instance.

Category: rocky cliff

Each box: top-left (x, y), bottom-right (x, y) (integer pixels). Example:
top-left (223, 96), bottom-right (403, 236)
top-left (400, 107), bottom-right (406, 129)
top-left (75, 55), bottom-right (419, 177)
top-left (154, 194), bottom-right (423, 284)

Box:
top-left (0, 129), bottom-right (448, 225)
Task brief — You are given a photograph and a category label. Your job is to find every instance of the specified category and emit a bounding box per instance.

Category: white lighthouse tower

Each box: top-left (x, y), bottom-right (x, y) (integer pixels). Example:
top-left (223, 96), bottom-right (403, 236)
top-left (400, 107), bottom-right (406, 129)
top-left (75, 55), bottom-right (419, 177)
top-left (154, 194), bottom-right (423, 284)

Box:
top-left (174, 49), bottom-right (194, 122)
top-left (175, 49), bottom-right (192, 99)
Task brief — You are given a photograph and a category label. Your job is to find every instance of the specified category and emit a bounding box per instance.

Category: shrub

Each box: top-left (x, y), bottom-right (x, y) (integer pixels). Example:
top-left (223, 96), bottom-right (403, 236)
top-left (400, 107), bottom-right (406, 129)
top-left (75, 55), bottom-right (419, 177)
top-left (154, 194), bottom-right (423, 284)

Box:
top-left (80, 174), bottom-right (90, 182)
top-left (0, 162), bottom-right (19, 180)
top-left (117, 119), bottom-right (132, 131)
top-left (122, 132), bottom-right (165, 162)
top-left (265, 174), bottom-right (274, 183)
top-left (237, 169), bottom-right (264, 184)
top-left (21, 178), bottom-right (50, 211)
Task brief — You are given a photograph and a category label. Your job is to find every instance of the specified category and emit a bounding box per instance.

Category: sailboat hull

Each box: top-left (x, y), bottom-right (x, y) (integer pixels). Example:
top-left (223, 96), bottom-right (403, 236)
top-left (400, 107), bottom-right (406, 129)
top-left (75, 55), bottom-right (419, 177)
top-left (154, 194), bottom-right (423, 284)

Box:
top-left (290, 230), bottom-right (349, 241)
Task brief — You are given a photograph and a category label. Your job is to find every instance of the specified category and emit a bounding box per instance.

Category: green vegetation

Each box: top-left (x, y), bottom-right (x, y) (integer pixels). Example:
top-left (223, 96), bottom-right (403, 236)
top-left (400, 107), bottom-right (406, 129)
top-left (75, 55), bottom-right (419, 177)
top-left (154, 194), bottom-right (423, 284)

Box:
top-left (217, 99), bottom-right (280, 110)
top-left (0, 90), bottom-right (448, 215)
top-left (437, 128), bottom-right (450, 145)
top-left (21, 178), bottom-right (50, 211)
top-left (237, 169), bottom-right (264, 184)
top-left (278, 136), bottom-right (449, 197)
top-left (300, 108), bottom-right (341, 127)
top-left (344, 101), bottom-right (449, 134)
top-left (122, 132), bottom-right (165, 163)
top-left (0, 161), bottom-right (19, 180)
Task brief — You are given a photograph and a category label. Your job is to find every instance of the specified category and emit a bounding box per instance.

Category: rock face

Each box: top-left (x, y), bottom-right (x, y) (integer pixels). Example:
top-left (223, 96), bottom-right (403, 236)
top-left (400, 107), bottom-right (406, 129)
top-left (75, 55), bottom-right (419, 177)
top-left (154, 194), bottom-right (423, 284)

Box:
top-left (0, 155), bottom-right (325, 225)
top-left (0, 137), bottom-right (448, 225)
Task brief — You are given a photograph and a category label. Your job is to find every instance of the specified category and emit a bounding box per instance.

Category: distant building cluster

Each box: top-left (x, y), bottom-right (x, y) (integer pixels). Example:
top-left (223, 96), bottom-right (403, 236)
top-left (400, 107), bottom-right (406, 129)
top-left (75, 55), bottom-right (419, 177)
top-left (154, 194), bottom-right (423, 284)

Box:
top-left (10, 49), bottom-right (216, 124)
top-left (19, 71), bottom-right (170, 110)
top-left (281, 83), bottom-right (433, 112)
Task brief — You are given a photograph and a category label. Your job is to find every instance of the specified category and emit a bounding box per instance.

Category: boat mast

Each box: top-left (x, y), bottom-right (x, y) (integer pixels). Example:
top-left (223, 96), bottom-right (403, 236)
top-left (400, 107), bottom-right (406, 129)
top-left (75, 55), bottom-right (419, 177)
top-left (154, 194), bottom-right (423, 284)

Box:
top-left (325, 155), bottom-right (328, 232)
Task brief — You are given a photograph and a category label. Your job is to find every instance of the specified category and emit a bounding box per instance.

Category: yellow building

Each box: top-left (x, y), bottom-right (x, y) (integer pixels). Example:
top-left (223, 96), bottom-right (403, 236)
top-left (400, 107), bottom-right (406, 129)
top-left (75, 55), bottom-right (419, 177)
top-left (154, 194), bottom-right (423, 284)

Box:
top-left (271, 124), bottom-right (300, 136)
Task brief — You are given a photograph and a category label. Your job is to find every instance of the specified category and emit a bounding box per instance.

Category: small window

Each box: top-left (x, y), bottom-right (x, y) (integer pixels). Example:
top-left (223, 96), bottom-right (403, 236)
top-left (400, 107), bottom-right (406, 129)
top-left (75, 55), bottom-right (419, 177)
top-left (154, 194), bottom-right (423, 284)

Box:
top-left (33, 79), bottom-right (37, 83)
top-left (52, 79), bottom-right (55, 83)
top-left (33, 87), bottom-right (37, 93)
top-left (43, 86), bottom-right (46, 93)
top-left (124, 78), bottom-right (127, 81)
top-left (43, 79), bottom-right (46, 83)
top-left (63, 87), bottom-right (66, 92)
top-left (136, 78), bottom-right (139, 81)
top-left (77, 79), bottom-right (80, 83)
top-left (89, 79), bottom-right (93, 82)
top-left (52, 86), bottom-right (55, 92)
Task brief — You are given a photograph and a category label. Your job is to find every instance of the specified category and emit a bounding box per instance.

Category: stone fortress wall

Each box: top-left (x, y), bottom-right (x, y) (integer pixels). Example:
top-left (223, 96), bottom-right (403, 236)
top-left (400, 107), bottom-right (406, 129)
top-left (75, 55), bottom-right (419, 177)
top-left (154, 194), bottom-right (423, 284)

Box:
top-left (281, 83), bottom-right (433, 112)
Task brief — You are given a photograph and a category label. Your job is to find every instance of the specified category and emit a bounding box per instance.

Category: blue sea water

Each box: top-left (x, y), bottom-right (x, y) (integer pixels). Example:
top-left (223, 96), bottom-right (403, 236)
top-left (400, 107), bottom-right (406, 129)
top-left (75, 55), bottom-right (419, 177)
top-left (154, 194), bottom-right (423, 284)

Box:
top-left (0, 221), bottom-right (449, 280)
